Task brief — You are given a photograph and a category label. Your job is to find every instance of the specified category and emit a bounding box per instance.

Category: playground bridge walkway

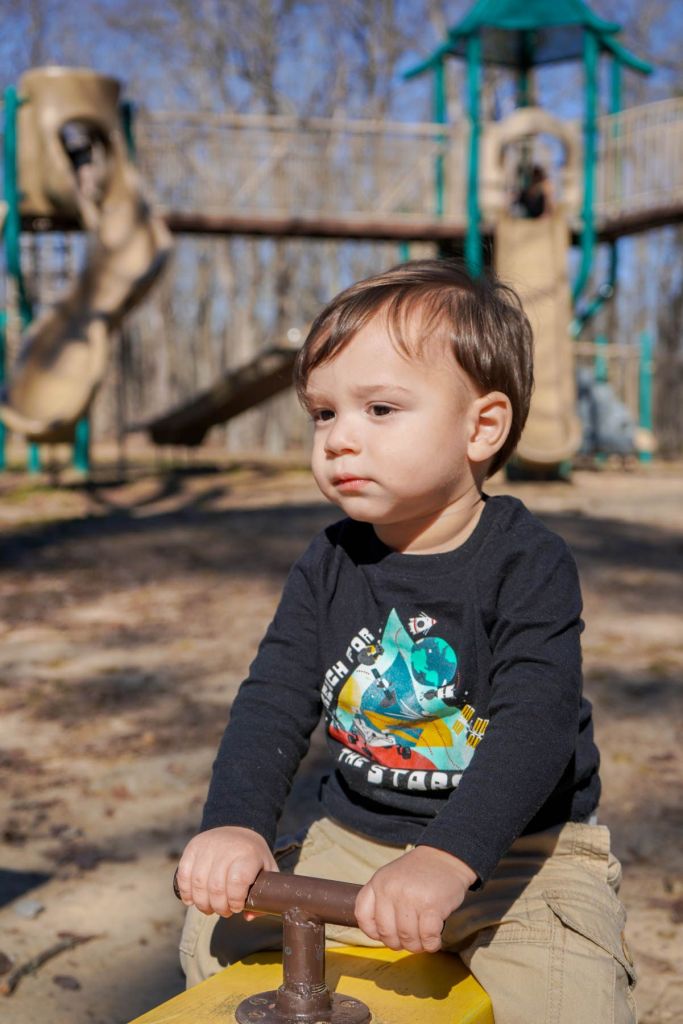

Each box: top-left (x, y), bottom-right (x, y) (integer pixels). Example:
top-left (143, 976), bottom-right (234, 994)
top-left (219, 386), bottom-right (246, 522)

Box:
top-left (124, 95), bottom-right (683, 245)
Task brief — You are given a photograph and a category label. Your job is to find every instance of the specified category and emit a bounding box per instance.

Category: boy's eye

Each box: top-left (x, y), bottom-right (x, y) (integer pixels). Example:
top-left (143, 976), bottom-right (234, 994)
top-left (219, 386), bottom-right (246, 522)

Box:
top-left (312, 408), bottom-right (335, 423)
top-left (369, 403), bottom-right (394, 417)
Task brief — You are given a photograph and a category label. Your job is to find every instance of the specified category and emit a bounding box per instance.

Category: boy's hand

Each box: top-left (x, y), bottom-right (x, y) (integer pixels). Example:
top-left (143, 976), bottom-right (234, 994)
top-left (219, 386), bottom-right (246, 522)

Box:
top-left (176, 825), bottom-right (277, 917)
top-left (354, 846), bottom-right (477, 953)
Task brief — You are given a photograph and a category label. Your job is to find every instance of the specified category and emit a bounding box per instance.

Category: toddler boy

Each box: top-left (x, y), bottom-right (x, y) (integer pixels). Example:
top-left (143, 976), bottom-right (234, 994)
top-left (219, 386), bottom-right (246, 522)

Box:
top-left (176, 259), bottom-right (636, 1023)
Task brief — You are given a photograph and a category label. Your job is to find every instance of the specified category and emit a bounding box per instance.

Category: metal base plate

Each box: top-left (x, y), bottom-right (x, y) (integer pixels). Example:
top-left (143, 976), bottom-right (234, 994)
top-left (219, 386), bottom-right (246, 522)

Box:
top-left (235, 989), bottom-right (371, 1024)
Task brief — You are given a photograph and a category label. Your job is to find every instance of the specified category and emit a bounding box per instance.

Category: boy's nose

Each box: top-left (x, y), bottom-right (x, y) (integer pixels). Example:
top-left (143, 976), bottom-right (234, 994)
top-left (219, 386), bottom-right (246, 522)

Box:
top-left (324, 416), bottom-right (360, 455)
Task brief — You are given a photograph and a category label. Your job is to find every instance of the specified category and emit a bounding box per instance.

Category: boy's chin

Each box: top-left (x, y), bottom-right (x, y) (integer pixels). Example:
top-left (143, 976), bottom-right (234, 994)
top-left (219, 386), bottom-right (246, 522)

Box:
top-left (324, 494), bottom-right (378, 523)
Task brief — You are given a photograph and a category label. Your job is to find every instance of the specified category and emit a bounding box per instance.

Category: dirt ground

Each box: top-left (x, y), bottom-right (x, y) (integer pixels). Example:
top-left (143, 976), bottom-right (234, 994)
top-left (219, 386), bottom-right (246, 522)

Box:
top-left (0, 453), bottom-right (681, 1023)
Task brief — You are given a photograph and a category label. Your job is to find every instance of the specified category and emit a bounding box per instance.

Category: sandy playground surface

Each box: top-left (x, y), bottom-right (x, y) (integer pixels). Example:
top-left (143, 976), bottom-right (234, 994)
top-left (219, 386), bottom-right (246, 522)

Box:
top-left (0, 454), bottom-right (681, 1023)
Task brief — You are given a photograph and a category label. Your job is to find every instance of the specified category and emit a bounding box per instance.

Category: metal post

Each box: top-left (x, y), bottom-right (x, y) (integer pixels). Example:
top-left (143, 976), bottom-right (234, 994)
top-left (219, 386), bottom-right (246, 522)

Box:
top-left (3, 85), bottom-right (39, 473)
top-left (73, 416), bottom-right (90, 474)
top-left (572, 30), bottom-right (598, 305)
top-left (27, 443), bottom-right (41, 473)
top-left (595, 333), bottom-right (608, 383)
top-left (398, 241), bottom-right (411, 262)
top-left (610, 58), bottom-right (622, 116)
top-left (272, 911), bottom-right (330, 1020)
top-left (433, 58), bottom-right (446, 219)
top-left (465, 32), bottom-right (482, 277)
top-left (234, 872), bottom-right (371, 1024)
top-left (3, 87), bottom-right (32, 326)
top-left (516, 30), bottom-right (534, 108)
top-left (0, 313), bottom-right (6, 470)
top-left (120, 99), bottom-right (136, 160)
top-left (609, 58), bottom-right (624, 228)
top-left (638, 330), bottom-right (653, 463)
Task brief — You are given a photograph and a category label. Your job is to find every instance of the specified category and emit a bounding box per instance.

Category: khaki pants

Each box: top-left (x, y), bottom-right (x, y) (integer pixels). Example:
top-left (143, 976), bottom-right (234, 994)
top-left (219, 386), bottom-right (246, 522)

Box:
top-left (180, 817), bottom-right (637, 1024)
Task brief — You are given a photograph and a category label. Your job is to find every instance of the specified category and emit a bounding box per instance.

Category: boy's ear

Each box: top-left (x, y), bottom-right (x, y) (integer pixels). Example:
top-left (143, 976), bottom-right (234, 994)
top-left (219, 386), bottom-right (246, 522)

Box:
top-left (467, 391), bottom-right (512, 465)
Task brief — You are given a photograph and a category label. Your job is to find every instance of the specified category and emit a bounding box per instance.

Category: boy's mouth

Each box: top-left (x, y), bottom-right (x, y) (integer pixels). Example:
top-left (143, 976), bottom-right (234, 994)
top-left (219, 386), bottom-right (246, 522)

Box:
top-left (333, 475), bottom-right (371, 492)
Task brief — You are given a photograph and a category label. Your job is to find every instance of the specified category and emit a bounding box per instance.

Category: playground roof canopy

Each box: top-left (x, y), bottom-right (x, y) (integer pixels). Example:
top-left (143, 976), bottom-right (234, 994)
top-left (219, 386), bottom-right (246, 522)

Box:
top-left (406, 0), bottom-right (651, 75)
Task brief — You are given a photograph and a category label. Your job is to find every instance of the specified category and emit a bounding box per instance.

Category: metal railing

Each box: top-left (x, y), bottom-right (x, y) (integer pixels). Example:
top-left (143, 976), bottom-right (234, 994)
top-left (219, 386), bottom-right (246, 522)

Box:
top-left (135, 110), bottom-right (467, 223)
top-left (132, 97), bottom-right (683, 229)
top-left (596, 96), bottom-right (683, 220)
top-left (1, 96), bottom-right (682, 229)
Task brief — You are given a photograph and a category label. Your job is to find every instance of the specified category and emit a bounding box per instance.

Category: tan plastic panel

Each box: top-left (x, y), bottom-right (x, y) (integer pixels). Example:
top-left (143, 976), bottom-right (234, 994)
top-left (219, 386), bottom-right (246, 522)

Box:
top-left (481, 106), bottom-right (582, 222)
top-left (495, 211), bottom-right (582, 467)
top-left (1, 67), bottom-right (172, 444)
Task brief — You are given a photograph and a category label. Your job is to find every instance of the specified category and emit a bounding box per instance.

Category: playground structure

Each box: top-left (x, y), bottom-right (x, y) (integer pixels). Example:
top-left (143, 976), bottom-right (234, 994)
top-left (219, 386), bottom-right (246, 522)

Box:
top-left (0, 66), bottom-right (171, 465)
top-left (0, 5), bottom-right (678, 472)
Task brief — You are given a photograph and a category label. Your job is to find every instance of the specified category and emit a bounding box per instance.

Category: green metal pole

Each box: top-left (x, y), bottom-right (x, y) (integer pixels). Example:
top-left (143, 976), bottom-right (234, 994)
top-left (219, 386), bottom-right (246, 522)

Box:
top-left (516, 30), bottom-right (534, 108)
top-left (638, 330), bottom-right (653, 463)
top-left (609, 58), bottom-right (624, 218)
top-left (610, 57), bottom-right (622, 115)
top-left (594, 333), bottom-right (608, 383)
top-left (73, 416), bottom-right (90, 473)
top-left (594, 331), bottom-right (608, 464)
top-left (27, 441), bottom-right (41, 473)
top-left (120, 99), bottom-right (136, 161)
top-left (72, 417), bottom-right (90, 473)
top-left (572, 54), bottom-right (623, 338)
top-left (3, 87), bottom-right (32, 327)
top-left (571, 242), bottom-right (618, 337)
top-left (3, 85), bottom-right (40, 473)
top-left (516, 67), bottom-right (530, 109)
top-left (572, 30), bottom-right (599, 305)
top-left (433, 58), bottom-right (446, 219)
top-left (0, 313), bottom-right (6, 470)
top-left (465, 32), bottom-right (482, 277)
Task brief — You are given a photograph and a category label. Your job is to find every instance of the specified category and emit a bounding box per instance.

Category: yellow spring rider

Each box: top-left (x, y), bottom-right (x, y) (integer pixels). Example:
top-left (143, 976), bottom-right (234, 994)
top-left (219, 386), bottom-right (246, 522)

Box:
top-left (128, 870), bottom-right (492, 1024)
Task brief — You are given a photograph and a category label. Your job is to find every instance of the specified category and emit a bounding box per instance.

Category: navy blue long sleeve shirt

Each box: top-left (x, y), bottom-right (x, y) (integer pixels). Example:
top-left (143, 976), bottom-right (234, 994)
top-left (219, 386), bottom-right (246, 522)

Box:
top-left (201, 495), bottom-right (600, 885)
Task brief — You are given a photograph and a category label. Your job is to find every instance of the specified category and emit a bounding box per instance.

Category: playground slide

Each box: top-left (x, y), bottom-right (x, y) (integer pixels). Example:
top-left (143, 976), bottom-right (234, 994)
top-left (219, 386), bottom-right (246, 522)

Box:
top-left (495, 210), bottom-right (582, 467)
top-left (0, 67), bottom-right (172, 444)
top-left (138, 346), bottom-right (298, 447)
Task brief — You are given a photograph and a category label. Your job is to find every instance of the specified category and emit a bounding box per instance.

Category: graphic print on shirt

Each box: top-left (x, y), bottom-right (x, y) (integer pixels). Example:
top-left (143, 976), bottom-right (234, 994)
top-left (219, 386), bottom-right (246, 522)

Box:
top-left (321, 608), bottom-right (489, 791)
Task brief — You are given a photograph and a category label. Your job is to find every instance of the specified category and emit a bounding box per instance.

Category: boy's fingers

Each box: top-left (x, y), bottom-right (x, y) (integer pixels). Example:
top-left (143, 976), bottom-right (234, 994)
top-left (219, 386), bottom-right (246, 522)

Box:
top-left (372, 897), bottom-right (401, 950)
top-left (175, 854), bottom-right (197, 906)
top-left (190, 869), bottom-right (214, 914)
top-left (394, 904), bottom-right (422, 953)
top-left (207, 861), bottom-right (233, 916)
top-left (185, 850), bottom-right (218, 914)
top-left (225, 864), bottom-right (257, 914)
top-left (418, 909), bottom-right (444, 952)
top-left (354, 886), bottom-right (379, 941)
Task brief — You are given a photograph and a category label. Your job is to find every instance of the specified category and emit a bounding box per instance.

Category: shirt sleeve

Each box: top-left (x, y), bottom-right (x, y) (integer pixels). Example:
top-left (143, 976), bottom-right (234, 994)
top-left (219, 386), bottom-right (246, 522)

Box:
top-left (200, 548), bottom-right (323, 847)
top-left (416, 529), bottom-right (584, 884)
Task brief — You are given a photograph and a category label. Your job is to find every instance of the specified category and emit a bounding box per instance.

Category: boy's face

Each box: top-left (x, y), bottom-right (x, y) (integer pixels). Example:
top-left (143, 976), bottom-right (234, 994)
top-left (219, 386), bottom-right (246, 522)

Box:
top-left (305, 313), bottom-right (482, 548)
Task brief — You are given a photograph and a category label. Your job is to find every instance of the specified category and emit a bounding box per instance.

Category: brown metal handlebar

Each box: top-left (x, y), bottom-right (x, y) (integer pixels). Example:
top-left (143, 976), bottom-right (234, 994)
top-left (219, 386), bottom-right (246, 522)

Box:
top-left (245, 870), bottom-right (361, 927)
top-left (173, 866), bottom-right (371, 1021)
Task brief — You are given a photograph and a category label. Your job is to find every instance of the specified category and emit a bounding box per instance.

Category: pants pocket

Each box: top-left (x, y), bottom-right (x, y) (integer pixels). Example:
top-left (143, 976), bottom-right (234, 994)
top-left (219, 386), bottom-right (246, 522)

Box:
top-left (543, 889), bottom-right (637, 989)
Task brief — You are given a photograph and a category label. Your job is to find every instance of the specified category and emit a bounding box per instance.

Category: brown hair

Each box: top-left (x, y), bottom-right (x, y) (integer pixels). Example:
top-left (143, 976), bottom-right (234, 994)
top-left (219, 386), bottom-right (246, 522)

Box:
top-left (294, 258), bottom-right (534, 476)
